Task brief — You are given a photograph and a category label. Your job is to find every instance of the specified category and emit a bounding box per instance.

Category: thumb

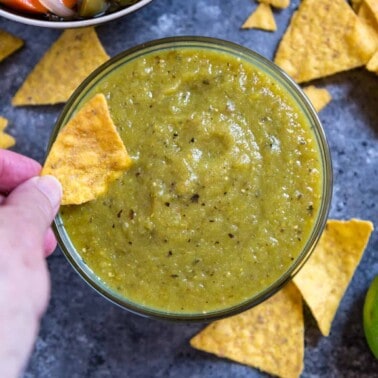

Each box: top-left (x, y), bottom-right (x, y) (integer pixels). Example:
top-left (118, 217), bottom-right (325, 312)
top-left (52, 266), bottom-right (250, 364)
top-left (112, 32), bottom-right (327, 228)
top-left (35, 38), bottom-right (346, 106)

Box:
top-left (5, 175), bottom-right (62, 237)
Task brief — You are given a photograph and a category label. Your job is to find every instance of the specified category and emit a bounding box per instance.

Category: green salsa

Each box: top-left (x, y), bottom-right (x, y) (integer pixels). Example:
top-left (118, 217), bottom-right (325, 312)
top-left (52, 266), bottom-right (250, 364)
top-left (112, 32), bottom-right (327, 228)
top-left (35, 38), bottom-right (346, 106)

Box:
top-left (60, 46), bottom-right (323, 314)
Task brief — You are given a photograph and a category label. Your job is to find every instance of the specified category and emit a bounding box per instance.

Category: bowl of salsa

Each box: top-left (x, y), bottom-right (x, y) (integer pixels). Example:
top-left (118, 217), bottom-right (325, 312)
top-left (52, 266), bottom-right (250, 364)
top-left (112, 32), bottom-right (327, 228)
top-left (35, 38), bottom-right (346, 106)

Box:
top-left (0, 0), bottom-right (153, 28)
top-left (51, 37), bottom-right (332, 321)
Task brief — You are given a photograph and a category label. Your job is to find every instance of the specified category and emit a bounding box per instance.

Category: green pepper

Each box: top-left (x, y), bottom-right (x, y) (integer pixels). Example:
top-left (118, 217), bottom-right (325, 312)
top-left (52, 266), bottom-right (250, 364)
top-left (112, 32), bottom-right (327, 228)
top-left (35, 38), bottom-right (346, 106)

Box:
top-left (79, 0), bottom-right (107, 17)
top-left (363, 275), bottom-right (378, 359)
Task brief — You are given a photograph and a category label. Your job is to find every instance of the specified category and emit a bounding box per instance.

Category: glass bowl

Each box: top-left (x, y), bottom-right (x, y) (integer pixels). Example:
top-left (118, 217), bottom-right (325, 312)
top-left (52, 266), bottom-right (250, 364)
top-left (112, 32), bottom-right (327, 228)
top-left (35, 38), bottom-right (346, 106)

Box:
top-left (0, 0), bottom-right (153, 28)
top-left (49, 36), bottom-right (333, 321)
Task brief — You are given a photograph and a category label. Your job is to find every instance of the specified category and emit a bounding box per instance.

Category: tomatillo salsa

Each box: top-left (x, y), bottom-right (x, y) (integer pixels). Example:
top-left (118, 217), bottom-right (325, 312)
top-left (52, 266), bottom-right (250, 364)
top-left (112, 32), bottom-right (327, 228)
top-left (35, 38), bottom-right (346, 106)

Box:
top-left (60, 43), bottom-right (325, 315)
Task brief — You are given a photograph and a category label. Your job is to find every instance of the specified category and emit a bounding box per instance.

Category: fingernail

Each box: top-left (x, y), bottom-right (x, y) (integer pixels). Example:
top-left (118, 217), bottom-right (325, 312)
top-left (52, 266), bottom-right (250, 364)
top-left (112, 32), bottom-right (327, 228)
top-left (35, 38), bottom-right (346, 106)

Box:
top-left (35, 175), bottom-right (62, 212)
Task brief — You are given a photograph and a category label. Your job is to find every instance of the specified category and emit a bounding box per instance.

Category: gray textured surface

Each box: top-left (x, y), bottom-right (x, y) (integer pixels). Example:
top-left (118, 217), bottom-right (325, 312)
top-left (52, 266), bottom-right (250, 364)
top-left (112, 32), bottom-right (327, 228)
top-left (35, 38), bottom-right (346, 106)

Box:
top-left (1, 0), bottom-right (378, 377)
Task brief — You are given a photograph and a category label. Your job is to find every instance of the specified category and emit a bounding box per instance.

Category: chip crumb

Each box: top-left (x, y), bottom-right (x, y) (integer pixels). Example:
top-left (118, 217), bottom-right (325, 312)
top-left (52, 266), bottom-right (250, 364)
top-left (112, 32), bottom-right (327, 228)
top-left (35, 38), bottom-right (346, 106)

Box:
top-left (293, 219), bottom-right (374, 336)
top-left (0, 29), bottom-right (23, 63)
top-left (242, 3), bottom-right (277, 32)
top-left (191, 282), bottom-right (304, 378)
top-left (41, 93), bottom-right (132, 205)
top-left (303, 85), bottom-right (332, 112)
top-left (0, 116), bottom-right (16, 149)
top-left (274, 0), bottom-right (378, 83)
top-left (12, 27), bottom-right (109, 106)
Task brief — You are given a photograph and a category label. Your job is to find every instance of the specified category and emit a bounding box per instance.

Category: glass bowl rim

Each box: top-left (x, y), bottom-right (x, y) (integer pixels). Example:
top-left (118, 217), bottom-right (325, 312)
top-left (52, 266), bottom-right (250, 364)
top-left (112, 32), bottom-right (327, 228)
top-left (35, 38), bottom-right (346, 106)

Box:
top-left (50, 36), bottom-right (333, 322)
top-left (0, 0), bottom-right (153, 29)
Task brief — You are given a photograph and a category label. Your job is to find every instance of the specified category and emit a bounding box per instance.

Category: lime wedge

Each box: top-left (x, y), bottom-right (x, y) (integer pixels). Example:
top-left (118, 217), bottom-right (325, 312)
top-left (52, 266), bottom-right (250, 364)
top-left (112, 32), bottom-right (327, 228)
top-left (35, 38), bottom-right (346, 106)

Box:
top-left (363, 275), bottom-right (378, 359)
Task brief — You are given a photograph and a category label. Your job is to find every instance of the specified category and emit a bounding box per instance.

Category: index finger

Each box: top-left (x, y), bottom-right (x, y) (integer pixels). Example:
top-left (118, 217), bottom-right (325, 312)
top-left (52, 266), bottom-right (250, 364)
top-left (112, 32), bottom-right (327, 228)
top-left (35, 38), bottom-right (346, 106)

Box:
top-left (0, 149), bottom-right (42, 193)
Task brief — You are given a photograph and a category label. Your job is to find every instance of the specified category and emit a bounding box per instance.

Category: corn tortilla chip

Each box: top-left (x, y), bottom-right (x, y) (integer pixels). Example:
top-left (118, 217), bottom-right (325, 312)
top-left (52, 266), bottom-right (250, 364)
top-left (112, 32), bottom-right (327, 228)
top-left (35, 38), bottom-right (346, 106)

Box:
top-left (242, 3), bottom-right (277, 32)
top-left (190, 282), bottom-right (304, 378)
top-left (367, 49), bottom-right (378, 72)
top-left (0, 116), bottom-right (16, 149)
top-left (41, 93), bottom-right (132, 205)
top-left (359, 0), bottom-right (378, 25)
top-left (258, 0), bottom-right (290, 10)
top-left (274, 0), bottom-right (378, 83)
top-left (358, 0), bottom-right (378, 43)
top-left (352, 0), bottom-right (364, 12)
top-left (293, 219), bottom-right (374, 336)
top-left (0, 29), bottom-right (23, 63)
top-left (303, 85), bottom-right (332, 112)
top-left (12, 28), bottom-right (109, 106)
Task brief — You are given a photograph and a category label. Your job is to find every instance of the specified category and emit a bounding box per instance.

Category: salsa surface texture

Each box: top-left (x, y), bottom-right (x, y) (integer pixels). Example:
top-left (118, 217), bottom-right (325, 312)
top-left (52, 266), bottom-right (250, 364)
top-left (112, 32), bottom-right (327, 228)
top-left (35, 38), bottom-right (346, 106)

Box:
top-left (61, 47), bottom-right (323, 314)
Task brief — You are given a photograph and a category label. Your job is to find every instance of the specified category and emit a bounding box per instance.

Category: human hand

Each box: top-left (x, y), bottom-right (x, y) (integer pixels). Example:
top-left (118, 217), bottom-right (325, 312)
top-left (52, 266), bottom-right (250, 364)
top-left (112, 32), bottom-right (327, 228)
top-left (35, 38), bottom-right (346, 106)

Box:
top-left (0, 150), bottom-right (62, 378)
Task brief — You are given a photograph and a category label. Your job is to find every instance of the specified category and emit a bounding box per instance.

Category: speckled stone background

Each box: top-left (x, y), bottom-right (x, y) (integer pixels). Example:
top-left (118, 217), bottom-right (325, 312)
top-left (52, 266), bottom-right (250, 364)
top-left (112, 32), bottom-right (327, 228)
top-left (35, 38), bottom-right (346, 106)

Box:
top-left (1, 0), bottom-right (378, 377)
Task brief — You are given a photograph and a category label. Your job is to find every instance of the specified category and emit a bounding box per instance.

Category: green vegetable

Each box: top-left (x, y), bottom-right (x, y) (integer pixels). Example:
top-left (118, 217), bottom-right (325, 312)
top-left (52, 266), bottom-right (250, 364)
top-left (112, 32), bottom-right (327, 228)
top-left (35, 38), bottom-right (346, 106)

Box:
top-left (79, 0), bottom-right (106, 17)
top-left (363, 275), bottom-right (378, 359)
top-left (115, 0), bottom-right (140, 5)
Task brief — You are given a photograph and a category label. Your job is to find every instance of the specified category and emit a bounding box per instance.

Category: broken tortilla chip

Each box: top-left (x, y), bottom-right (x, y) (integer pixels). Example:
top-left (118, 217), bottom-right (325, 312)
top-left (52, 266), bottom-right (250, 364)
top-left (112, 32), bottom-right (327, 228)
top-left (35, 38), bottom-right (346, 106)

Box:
top-left (293, 219), bottom-right (374, 336)
top-left (190, 283), bottom-right (304, 378)
top-left (274, 0), bottom-right (378, 83)
top-left (0, 116), bottom-right (16, 149)
top-left (12, 27), bottom-right (109, 106)
top-left (0, 29), bottom-right (23, 63)
top-left (259, 0), bottom-right (290, 10)
top-left (41, 93), bottom-right (132, 205)
top-left (367, 49), bottom-right (378, 72)
top-left (303, 85), bottom-right (332, 112)
top-left (242, 3), bottom-right (277, 31)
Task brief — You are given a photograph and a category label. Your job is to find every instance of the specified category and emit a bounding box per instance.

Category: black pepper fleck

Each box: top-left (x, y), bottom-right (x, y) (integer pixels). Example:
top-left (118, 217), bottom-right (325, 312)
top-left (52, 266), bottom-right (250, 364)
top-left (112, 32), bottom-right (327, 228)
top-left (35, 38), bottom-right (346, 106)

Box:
top-left (129, 209), bottom-right (135, 220)
top-left (190, 194), bottom-right (200, 203)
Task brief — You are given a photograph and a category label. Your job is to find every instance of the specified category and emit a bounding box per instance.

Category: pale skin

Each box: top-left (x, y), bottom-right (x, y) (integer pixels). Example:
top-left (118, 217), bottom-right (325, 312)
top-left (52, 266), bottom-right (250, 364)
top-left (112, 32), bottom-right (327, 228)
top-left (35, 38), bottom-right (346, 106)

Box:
top-left (0, 149), bottom-right (62, 378)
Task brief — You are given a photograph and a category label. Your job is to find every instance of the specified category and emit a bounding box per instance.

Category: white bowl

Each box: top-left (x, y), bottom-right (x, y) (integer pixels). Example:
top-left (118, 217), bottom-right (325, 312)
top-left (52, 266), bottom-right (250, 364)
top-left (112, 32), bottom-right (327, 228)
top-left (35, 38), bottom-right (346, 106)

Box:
top-left (0, 0), bottom-right (153, 28)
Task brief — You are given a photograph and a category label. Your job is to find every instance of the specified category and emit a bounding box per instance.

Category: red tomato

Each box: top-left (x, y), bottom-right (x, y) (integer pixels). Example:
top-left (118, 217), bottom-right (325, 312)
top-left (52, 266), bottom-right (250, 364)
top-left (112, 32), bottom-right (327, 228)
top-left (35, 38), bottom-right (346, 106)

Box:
top-left (61, 0), bottom-right (77, 8)
top-left (0, 0), bottom-right (48, 13)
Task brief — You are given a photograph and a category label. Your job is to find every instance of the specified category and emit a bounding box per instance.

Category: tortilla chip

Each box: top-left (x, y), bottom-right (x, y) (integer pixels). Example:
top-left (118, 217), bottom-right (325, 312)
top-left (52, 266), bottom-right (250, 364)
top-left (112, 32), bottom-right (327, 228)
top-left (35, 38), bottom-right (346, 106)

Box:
top-left (358, 0), bottom-right (378, 43)
top-left (274, 0), bottom-right (378, 83)
top-left (352, 0), bottom-right (364, 12)
top-left (242, 3), bottom-right (277, 31)
top-left (258, 0), bottom-right (290, 10)
top-left (358, 0), bottom-right (378, 26)
top-left (190, 283), bottom-right (304, 378)
top-left (367, 49), bottom-right (378, 72)
top-left (303, 85), bottom-right (332, 112)
top-left (12, 28), bottom-right (109, 106)
top-left (0, 116), bottom-right (16, 149)
top-left (41, 93), bottom-right (132, 205)
top-left (293, 219), bottom-right (374, 336)
top-left (0, 29), bottom-right (23, 63)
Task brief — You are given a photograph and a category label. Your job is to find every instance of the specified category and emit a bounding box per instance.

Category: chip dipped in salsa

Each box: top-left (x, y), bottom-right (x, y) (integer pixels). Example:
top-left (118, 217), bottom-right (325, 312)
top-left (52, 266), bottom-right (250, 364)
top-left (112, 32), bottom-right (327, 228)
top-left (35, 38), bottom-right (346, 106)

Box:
top-left (55, 38), bottom-right (331, 319)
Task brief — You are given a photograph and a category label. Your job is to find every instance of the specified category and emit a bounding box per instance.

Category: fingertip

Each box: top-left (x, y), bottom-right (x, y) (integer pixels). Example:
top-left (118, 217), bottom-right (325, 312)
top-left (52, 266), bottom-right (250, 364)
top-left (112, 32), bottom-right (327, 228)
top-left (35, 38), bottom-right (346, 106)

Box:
top-left (5, 175), bottom-right (62, 233)
top-left (44, 227), bottom-right (58, 257)
top-left (35, 175), bottom-right (62, 214)
top-left (0, 150), bottom-right (42, 192)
